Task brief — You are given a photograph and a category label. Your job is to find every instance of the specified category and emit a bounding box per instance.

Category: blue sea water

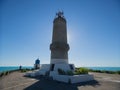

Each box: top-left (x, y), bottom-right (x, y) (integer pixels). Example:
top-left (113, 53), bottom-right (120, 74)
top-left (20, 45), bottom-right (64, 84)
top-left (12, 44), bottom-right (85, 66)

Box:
top-left (0, 66), bottom-right (33, 72)
top-left (86, 67), bottom-right (120, 71)
top-left (0, 66), bottom-right (120, 73)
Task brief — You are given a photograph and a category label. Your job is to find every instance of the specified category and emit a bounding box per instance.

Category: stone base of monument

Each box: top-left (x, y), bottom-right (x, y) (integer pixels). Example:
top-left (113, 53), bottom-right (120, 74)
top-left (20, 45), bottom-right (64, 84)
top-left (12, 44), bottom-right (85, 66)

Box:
top-left (50, 74), bottom-right (94, 84)
top-left (50, 63), bottom-right (75, 71)
top-left (26, 64), bottom-right (51, 77)
top-left (38, 63), bottom-right (75, 75)
top-left (49, 64), bottom-right (94, 83)
top-left (31, 64), bottom-right (94, 83)
top-left (39, 64), bottom-right (50, 75)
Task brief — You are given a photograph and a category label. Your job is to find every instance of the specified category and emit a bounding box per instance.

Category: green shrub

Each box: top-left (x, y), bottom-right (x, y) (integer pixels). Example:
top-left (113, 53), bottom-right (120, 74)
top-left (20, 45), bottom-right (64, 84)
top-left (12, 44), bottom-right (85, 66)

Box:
top-left (88, 69), bottom-right (120, 75)
top-left (20, 68), bottom-right (31, 73)
top-left (21, 69), bottom-right (27, 72)
top-left (0, 71), bottom-right (9, 77)
top-left (31, 68), bottom-right (35, 71)
top-left (66, 70), bottom-right (74, 76)
top-left (58, 68), bottom-right (74, 76)
top-left (3, 71), bottom-right (7, 75)
top-left (0, 73), bottom-right (4, 77)
top-left (117, 71), bottom-right (120, 74)
top-left (105, 71), bottom-right (114, 74)
top-left (58, 68), bottom-right (66, 75)
top-left (5, 71), bottom-right (9, 75)
top-left (58, 68), bottom-right (89, 75)
top-left (75, 68), bottom-right (88, 75)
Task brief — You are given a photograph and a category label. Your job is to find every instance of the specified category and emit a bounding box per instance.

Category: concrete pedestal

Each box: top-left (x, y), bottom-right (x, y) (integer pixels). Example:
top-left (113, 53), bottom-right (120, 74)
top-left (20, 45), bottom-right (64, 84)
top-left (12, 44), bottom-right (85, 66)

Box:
top-left (50, 59), bottom-right (68, 64)
top-left (51, 74), bottom-right (94, 83)
top-left (50, 63), bottom-right (75, 71)
top-left (39, 64), bottom-right (50, 75)
top-left (38, 64), bottom-right (75, 75)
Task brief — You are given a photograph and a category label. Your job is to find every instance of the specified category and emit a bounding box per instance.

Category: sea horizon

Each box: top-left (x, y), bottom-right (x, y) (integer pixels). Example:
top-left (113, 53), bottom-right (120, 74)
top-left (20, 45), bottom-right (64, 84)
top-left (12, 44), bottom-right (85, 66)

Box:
top-left (0, 66), bottom-right (120, 73)
top-left (0, 66), bottom-right (33, 73)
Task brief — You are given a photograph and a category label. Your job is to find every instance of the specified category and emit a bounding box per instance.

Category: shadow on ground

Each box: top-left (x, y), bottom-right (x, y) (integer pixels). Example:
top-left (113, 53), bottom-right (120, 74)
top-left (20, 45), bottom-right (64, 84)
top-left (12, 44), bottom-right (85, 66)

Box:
top-left (24, 75), bottom-right (100, 90)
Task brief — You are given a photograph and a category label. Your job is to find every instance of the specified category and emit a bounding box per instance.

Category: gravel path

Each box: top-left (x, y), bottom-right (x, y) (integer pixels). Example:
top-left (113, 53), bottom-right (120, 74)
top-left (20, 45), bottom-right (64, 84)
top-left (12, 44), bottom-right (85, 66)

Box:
top-left (0, 71), bottom-right (120, 90)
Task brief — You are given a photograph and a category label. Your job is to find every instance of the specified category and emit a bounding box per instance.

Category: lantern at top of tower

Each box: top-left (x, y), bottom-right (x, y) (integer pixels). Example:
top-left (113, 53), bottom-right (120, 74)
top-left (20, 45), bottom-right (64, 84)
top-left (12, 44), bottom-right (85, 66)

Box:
top-left (54, 11), bottom-right (66, 23)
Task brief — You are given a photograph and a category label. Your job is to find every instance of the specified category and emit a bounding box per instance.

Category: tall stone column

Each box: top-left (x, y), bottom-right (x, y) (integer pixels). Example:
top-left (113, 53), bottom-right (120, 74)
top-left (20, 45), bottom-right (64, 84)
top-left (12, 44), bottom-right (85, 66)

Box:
top-left (50, 12), bottom-right (70, 64)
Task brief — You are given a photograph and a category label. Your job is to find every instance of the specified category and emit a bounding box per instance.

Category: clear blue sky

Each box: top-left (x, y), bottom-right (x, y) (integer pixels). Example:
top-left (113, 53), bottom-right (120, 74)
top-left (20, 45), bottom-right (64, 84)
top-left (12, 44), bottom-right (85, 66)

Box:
top-left (0, 0), bottom-right (120, 67)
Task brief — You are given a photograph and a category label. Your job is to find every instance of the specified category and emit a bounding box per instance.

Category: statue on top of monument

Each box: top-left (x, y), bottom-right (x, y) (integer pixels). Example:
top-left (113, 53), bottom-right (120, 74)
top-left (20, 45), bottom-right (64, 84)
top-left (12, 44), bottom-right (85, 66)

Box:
top-left (56, 11), bottom-right (64, 17)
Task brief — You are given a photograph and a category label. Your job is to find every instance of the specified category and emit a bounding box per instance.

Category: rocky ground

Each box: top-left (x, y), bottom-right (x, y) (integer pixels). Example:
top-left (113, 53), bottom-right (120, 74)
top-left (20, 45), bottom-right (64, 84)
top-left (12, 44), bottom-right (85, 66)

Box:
top-left (0, 71), bottom-right (120, 90)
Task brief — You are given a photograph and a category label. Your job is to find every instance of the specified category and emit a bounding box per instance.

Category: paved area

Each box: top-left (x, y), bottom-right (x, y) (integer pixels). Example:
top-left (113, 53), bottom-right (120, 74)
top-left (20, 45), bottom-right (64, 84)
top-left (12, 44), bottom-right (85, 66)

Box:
top-left (0, 71), bottom-right (120, 90)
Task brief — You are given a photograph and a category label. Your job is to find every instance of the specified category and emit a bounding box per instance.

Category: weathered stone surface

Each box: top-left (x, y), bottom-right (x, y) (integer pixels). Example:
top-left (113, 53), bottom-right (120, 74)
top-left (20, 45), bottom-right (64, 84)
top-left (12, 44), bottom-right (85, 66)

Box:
top-left (50, 12), bottom-right (70, 64)
top-left (52, 74), bottom-right (94, 84)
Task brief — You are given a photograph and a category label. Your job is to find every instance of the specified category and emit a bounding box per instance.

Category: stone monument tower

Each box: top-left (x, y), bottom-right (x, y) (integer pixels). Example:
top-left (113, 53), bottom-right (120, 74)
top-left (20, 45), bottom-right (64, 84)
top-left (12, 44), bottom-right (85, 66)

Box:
top-left (49, 11), bottom-right (74, 72)
top-left (50, 11), bottom-right (70, 64)
top-left (30, 12), bottom-right (94, 83)
top-left (38, 12), bottom-right (74, 75)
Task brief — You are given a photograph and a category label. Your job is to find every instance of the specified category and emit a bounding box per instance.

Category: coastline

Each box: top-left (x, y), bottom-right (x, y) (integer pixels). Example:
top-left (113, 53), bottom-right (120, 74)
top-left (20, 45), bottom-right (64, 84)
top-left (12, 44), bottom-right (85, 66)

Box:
top-left (0, 67), bottom-right (120, 78)
top-left (0, 66), bottom-right (33, 73)
top-left (0, 66), bottom-right (120, 73)
top-left (0, 71), bottom-right (120, 90)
